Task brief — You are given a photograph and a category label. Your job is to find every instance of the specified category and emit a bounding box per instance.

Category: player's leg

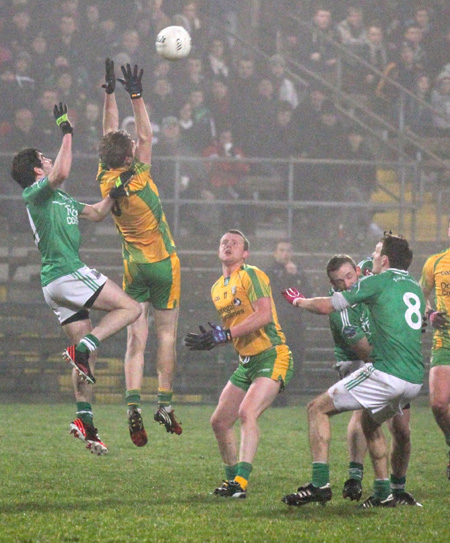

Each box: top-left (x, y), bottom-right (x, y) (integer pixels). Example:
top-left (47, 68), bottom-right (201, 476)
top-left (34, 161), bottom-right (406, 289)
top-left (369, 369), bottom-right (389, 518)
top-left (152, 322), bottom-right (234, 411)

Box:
top-left (359, 409), bottom-right (395, 507)
top-left (62, 316), bottom-right (107, 455)
top-left (429, 364), bottom-right (450, 478)
top-left (153, 307), bottom-right (182, 434)
top-left (343, 409), bottom-right (366, 501)
top-left (89, 279), bottom-right (141, 341)
top-left (386, 407), bottom-right (421, 505)
top-left (124, 301), bottom-right (150, 447)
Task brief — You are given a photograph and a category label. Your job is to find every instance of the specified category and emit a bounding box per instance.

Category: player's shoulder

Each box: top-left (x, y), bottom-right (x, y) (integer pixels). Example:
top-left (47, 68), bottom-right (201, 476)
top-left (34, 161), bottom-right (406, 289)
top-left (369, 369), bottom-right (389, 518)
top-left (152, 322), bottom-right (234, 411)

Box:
top-left (423, 248), bottom-right (450, 268)
top-left (241, 264), bottom-right (269, 282)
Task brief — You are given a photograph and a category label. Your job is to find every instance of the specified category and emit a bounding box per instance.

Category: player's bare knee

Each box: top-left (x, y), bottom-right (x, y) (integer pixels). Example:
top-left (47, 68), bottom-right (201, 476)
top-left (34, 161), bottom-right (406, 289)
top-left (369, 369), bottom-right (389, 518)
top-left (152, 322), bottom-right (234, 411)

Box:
top-left (127, 300), bottom-right (142, 324)
top-left (431, 399), bottom-right (449, 417)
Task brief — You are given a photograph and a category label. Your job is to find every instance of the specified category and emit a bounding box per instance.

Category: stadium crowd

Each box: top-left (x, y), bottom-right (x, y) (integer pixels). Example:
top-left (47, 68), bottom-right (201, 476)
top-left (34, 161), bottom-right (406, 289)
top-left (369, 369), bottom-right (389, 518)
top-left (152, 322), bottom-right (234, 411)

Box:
top-left (1, 0), bottom-right (450, 235)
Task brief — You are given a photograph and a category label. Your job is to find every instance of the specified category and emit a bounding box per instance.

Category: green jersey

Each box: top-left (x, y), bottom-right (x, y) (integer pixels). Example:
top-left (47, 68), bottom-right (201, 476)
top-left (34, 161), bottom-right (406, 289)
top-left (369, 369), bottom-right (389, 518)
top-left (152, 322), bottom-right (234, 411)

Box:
top-left (23, 177), bottom-right (86, 286)
top-left (329, 302), bottom-right (372, 362)
top-left (333, 269), bottom-right (425, 384)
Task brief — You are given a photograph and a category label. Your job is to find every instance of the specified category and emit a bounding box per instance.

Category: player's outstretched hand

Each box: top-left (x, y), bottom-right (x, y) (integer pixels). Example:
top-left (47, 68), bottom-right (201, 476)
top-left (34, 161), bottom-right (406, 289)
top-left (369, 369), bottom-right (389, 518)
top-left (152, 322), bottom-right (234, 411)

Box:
top-left (427, 310), bottom-right (449, 331)
top-left (109, 168), bottom-right (135, 199)
top-left (102, 58), bottom-right (116, 94)
top-left (53, 103), bottom-right (73, 135)
top-left (184, 323), bottom-right (232, 351)
top-left (282, 287), bottom-right (305, 306)
top-left (117, 63), bottom-right (143, 99)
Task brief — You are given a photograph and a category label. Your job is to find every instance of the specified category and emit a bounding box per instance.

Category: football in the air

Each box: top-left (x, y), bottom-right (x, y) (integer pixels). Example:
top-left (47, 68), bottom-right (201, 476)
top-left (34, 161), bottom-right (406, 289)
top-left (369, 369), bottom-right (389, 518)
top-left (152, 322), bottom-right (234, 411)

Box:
top-left (155, 26), bottom-right (192, 61)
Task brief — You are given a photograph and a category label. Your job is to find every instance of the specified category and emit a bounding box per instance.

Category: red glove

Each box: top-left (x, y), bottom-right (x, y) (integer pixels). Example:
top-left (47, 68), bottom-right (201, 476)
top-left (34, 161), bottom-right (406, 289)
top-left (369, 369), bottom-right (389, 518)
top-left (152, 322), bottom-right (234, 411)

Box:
top-left (282, 288), bottom-right (305, 306)
top-left (427, 310), bottom-right (449, 331)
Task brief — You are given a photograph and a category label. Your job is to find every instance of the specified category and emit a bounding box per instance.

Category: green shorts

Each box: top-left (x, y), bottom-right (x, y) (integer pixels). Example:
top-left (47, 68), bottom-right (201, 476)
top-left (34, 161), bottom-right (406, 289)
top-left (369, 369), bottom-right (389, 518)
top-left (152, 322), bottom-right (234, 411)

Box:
top-left (430, 347), bottom-right (450, 367)
top-left (123, 253), bottom-right (180, 308)
top-left (230, 344), bottom-right (293, 392)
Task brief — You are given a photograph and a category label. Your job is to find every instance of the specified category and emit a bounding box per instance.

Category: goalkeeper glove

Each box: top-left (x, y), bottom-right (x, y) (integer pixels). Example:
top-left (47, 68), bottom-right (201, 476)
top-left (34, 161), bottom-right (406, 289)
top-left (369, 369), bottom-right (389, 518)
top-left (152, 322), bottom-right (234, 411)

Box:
top-left (184, 322), bottom-right (232, 351)
top-left (282, 287), bottom-right (305, 306)
top-left (53, 103), bottom-right (73, 135)
top-left (117, 63), bottom-right (143, 99)
top-left (102, 57), bottom-right (116, 94)
top-left (109, 168), bottom-right (135, 199)
top-left (426, 309), bottom-right (449, 331)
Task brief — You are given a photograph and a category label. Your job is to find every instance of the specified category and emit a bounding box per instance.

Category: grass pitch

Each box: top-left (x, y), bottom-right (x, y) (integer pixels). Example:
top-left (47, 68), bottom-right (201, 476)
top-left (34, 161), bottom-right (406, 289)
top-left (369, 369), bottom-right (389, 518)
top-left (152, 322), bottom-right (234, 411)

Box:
top-left (1, 397), bottom-right (449, 543)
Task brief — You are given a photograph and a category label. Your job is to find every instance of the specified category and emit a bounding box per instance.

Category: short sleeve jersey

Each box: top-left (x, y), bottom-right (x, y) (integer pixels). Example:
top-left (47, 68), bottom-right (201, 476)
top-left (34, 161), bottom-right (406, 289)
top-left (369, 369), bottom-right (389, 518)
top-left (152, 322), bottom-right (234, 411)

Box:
top-left (329, 302), bottom-right (372, 362)
top-left (420, 248), bottom-right (450, 350)
top-left (338, 269), bottom-right (424, 384)
top-left (97, 159), bottom-right (176, 264)
top-left (210, 264), bottom-right (286, 357)
top-left (22, 177), bottom-right (86, 286)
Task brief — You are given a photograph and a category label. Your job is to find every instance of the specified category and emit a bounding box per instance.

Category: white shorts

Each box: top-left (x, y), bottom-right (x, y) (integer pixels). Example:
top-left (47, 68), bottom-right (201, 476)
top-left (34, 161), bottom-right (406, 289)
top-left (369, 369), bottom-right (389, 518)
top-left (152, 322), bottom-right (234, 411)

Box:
top-left (42, 266), bottom-right (108, 325)
top-left (328, 363), bottom-right (422, 424)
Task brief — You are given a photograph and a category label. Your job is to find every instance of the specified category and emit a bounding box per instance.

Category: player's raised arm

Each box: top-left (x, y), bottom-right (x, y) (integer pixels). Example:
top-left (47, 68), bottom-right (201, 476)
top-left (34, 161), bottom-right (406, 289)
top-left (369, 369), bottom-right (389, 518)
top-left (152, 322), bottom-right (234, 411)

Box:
top-left (48, 103), bottom-right (73, 189)
top-left (102, 58), bottom-right (119, 135)
top-left (118, 63), bottom-right (152, 165)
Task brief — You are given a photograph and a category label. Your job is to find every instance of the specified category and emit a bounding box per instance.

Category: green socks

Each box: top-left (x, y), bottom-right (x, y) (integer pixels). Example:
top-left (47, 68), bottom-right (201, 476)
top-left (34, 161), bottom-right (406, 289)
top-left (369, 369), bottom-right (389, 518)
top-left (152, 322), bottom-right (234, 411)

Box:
top-left (126, 389), bottom-right (141, 410)
top-left (76, 334), bottom-right (100, 354)
top-left (312, 462), bottom-right (330, 488)
top-left (348, 461), bottom-right (364, 481)
top-left (76, 402), bottom-right (93, 425)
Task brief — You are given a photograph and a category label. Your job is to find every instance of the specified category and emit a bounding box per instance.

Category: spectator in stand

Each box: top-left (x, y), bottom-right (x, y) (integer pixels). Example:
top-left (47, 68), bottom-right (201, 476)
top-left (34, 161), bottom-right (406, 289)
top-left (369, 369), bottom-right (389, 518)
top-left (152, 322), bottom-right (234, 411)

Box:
top-left (203, 37), bottom-right (231, 81)
top-left (244, 77), bottom-right (280, 162)
top-left (172, 55), bottom-right (206, 103)
top-left (187, 86), bottom-right (215, 150)
top-left (267, 239), bottom-right (311, 380)
top-left (360, 25), bottom-right (389, 94)
top-left (1, 107), bottom-right (39, 152)
top-left (4, 6), bottom-right (34, 56)
top-left (201, 127), bottom-right (251, 235)
top-left (178, 99), bottom-right (213, 153)
top-left (140, 0), bottom-right (171, 43)
top-left (268, 54), bottom-right (302, 109)
top-left (427, 25), bottom-right (450, 82)
top-left (0, 51), bottom-right (35, 121)
top-left (76, 101), bottom-right (102, 154)
top-left (28, 32), bottom-right (54, 92)
top-left (207, 76), bottom-right (234, 136)
top-left (152, 115), bottom-right (208, 233)
top-left (338, 127), bottom-right (379, 239)
top-left (431, 73), bottom-right (450, 133)
top-left (172, 1), bottom-right (206, 54)
top-left (404, 6), bottom-right (434, 59)
top-left (229, 56), bottom-right (259, 150)
top-left (401, 24), bottom-right (427, 67)
top-left (375, 44), bottom-right (423, 121)
top-left (48, 15), bottom-right (85, 69)
top-left (404, 72), bottom-right (434, 135)
top-left (297, 6), bottom-right (339, 82)
top-left (148, 77), bottom-right (177, 127)
top-left (32, 88), bottom-right (61, 153)
top-left (54, 69), bottom-right (86, 121)
top-left (113, 29), bottom-right (147, 73)
top-left (290, 82), bottom-right (328, 156)
top-left (336, 5), bottom-right (368, 55)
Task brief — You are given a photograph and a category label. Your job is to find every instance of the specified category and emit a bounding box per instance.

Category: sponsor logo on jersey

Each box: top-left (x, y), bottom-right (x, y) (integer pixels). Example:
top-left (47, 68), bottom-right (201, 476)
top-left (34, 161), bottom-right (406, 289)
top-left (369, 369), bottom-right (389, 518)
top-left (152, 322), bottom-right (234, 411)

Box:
top-left (233, 298), bottom-right (241, 306)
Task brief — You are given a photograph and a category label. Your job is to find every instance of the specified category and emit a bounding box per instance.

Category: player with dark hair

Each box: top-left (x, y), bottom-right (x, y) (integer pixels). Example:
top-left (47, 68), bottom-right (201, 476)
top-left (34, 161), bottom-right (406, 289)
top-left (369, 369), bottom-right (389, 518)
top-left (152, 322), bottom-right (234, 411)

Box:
top-left (98, 59), bottom-right (182, 446)
top-left (11, 104), bottom-right (141, 455)
top-left (185, 229), bottom-right (294, 498)
top-left (281, 233), bottom-right (424, 507)
top-left (327, 254), bottom-right (420, 505)
top-left (420, 218), bottom-right (450, 478)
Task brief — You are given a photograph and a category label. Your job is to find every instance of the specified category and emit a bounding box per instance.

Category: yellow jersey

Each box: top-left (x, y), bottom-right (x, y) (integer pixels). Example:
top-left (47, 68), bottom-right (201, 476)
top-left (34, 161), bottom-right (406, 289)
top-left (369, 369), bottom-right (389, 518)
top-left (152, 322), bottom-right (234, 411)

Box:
top-left (97, 159), bottom-right (176, 263)
top-left (420, 248), bottom-right (450, 349)
top-left (211, 264), bottom-right (286, 357)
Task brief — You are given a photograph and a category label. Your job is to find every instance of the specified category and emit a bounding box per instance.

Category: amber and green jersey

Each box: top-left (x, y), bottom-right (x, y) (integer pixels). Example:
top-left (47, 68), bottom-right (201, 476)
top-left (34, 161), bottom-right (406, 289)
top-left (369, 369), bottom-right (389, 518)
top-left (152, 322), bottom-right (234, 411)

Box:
top-left (211, 264), bottom-right (286, 357)
top-left (97, 159), bottom-right (176, 264)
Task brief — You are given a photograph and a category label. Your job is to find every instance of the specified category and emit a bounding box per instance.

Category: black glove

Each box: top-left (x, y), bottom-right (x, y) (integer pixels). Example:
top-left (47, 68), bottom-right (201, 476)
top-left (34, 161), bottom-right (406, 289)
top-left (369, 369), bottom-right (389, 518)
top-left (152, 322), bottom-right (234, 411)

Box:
top-left (117, 63), bottom-right (143, 99)
top-left (184, 322), bottom-right (232, 351)
top-left (53, 103), bottom-right (73, 135)
top-left (102, 57), bottom-right (116, 94)
top-left (109, 168), bottom-right (135, 199)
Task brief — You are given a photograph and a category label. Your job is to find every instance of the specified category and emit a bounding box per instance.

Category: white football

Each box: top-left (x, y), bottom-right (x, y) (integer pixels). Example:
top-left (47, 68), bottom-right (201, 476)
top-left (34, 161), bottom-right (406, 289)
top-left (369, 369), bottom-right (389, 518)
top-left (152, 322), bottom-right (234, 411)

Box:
top-left (156, 26), bottom-right (192, 61)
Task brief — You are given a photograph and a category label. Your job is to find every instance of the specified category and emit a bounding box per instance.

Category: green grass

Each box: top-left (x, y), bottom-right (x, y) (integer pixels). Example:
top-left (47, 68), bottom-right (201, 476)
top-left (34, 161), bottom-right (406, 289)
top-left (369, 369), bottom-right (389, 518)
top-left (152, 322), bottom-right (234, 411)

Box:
top-left (0, 397), bottom-right (448, 543)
